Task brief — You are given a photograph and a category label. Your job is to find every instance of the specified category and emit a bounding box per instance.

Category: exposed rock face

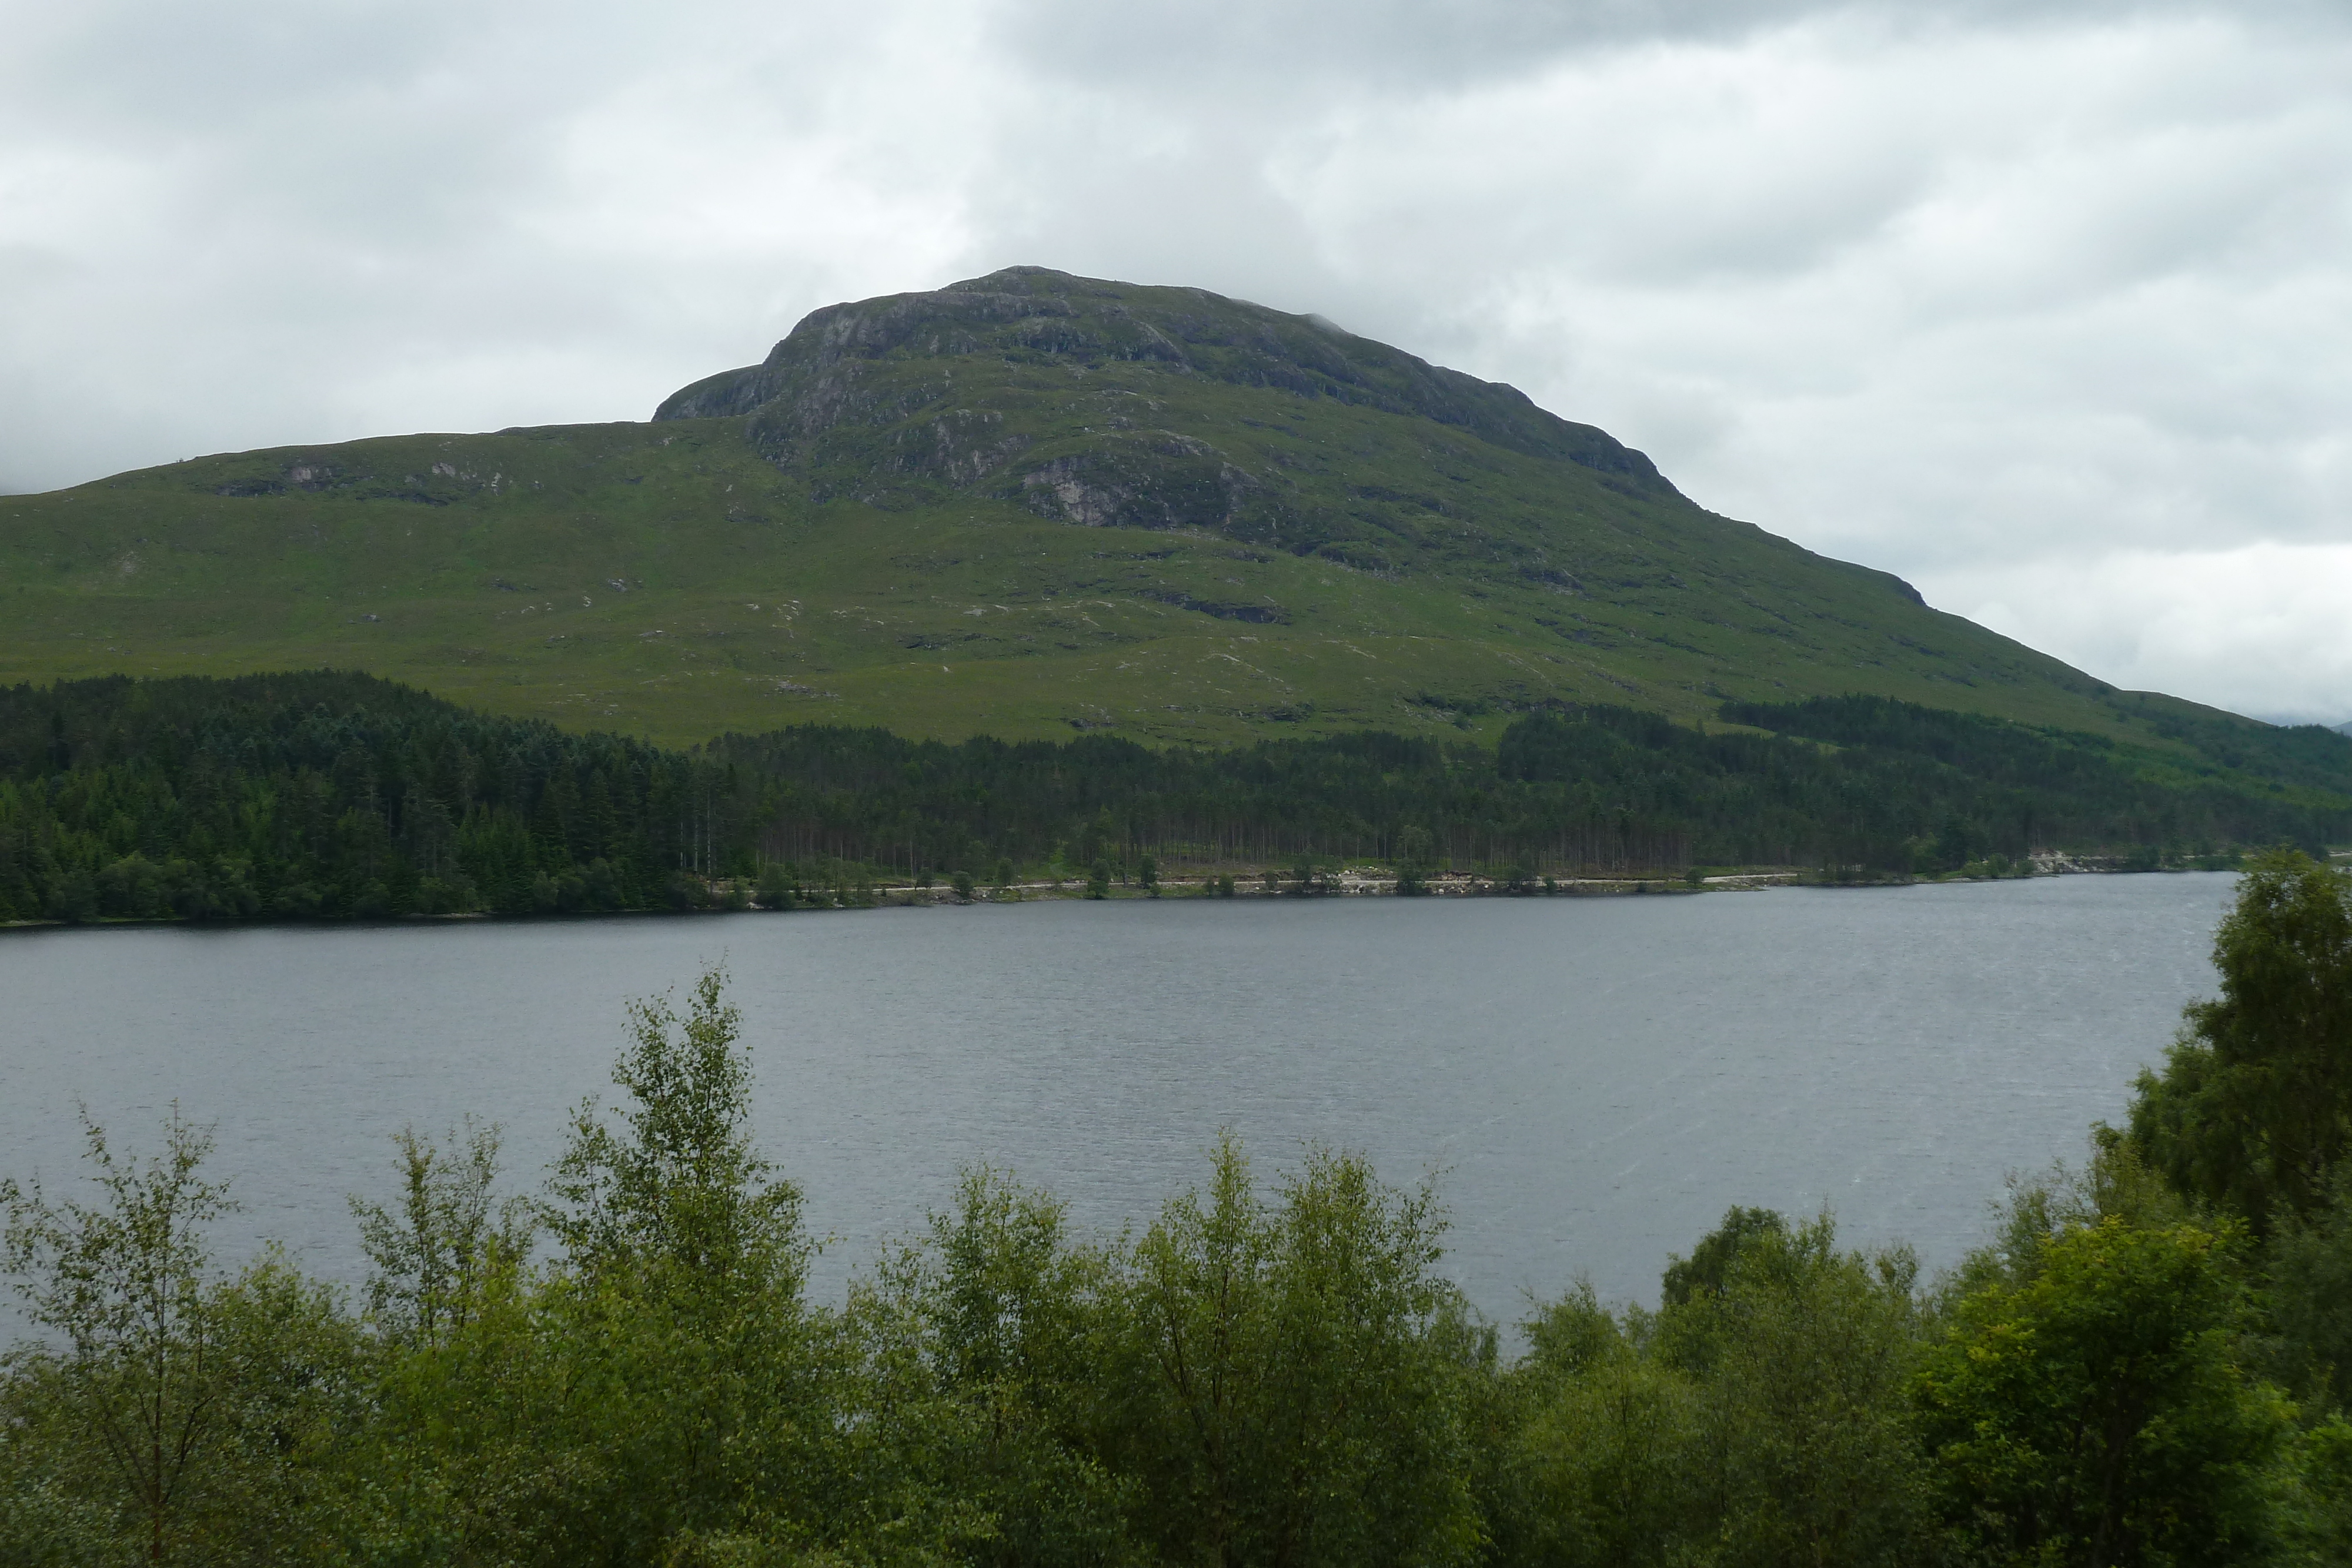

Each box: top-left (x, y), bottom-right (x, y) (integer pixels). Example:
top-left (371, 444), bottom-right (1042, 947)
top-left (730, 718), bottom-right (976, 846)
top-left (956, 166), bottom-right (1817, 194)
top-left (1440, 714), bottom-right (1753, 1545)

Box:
top-left (1015, 434), bottom-right (1267, 533)
top-left (654, 266), bottom-right (1675, 533)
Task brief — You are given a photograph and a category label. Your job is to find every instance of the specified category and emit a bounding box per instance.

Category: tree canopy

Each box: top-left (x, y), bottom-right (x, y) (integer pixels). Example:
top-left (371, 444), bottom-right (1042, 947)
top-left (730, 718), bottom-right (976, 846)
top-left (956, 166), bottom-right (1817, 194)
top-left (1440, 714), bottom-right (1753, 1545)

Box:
top-left (2129, 850), bottom-right (2352, 1225)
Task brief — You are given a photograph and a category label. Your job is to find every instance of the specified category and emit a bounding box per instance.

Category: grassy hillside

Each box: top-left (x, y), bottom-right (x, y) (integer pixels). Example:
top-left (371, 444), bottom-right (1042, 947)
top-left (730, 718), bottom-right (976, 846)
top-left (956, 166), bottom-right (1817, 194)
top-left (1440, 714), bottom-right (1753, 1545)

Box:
top-left (0, 266), bottom-right (2278, 753)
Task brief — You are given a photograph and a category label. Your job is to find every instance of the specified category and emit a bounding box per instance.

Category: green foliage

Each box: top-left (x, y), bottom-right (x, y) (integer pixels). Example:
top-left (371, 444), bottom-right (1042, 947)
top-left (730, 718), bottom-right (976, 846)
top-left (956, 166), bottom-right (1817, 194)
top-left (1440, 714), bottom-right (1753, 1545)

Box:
top-left (755, 861), bottom-right (802, 909)
top-left (1393, 823), bottom-right (1436, 894)
top-left (523, 966), bottom-right (828, 1563)
top-left (858, 1169), bottom-right (1134, 1568)
top-left (1915, 1213), bottom-right (2290, 1566)
top-left (0, 671), bottom-right (727, 921)
top-left (1498, 1286), bottom-right (1696, 1568)
top-left (1495, 1216), bottom-right (1930, 1568)
top-left (1, 1112), bottom-right (366, 1566)
top-left (348, 1117), bottom-right (526, 1347)
top-left (2261, 1161), bottom-right (2352, 1405)
top-left (1, 1109), bottom-right (239, 1564)
top-left (1102, 1138), bottom-right (1483, 1568)
top-left (549, 965), bottom-right (804, 1295)
top-left (1659, 1205), bottom-right (1785, 1308)
top-left (1520, 700), bottom-right (2348, 871)
top-left (1678, 1219), bottom-right (1930, 1567)
top-left (2282, 1415), bottom-right (2352, 1562)
top-left (2128, 849), bottom-right (2352, 1225)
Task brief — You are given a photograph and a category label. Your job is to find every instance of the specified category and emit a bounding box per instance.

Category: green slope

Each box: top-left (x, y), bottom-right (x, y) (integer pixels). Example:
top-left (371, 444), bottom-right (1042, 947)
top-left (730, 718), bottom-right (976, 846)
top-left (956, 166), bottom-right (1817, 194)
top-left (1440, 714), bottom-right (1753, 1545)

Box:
top-left (0, 266), bottom-right (2254, 751)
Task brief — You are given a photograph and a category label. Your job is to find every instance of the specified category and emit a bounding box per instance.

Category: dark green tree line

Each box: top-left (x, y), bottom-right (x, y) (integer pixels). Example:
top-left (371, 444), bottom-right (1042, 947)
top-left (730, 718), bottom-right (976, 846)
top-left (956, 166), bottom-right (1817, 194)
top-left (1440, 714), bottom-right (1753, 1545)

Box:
top-left (4, 673), bottom-right (2346, 926)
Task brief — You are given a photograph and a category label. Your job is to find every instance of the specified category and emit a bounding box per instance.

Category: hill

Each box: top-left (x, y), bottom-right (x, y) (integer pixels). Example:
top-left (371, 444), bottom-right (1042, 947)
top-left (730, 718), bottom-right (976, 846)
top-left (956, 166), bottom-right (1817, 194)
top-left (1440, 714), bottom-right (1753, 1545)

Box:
top-left (0, 266), bottom-right (2298, 755)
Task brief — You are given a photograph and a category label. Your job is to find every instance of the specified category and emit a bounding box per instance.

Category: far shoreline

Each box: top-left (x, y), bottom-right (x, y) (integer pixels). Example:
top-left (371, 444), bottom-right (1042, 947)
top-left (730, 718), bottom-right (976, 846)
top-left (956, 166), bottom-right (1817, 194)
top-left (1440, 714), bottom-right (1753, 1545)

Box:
top-left (0, 858), bottom-right (2270, 934)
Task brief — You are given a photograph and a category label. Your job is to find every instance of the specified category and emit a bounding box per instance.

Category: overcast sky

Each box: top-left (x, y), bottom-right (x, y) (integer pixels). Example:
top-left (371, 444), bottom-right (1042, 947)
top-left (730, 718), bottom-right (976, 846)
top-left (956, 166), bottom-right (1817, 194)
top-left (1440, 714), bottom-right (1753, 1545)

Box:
top-left (4, 0), bottom-right (2347, 721)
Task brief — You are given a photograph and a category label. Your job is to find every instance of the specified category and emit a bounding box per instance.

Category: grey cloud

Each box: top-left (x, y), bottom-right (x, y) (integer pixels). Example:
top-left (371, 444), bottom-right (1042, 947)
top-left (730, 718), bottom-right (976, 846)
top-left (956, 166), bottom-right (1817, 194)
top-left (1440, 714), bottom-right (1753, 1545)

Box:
top-left (993, 0), bottom-right (2318, 96)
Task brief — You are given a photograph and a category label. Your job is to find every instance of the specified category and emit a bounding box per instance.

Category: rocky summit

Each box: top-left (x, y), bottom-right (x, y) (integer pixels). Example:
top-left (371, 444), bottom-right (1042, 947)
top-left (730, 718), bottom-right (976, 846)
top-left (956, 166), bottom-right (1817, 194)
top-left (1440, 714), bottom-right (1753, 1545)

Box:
top-left (656, 265), bottom-right (1676, 524)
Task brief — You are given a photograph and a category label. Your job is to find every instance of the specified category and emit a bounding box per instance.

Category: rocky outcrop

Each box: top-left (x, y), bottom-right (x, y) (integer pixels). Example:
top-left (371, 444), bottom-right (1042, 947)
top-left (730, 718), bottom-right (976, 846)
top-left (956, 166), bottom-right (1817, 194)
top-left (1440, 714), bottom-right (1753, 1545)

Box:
top-left (1015, 434), bottom-right (1266, 532)
top-left (653, 266), bottom-right (1678, 509)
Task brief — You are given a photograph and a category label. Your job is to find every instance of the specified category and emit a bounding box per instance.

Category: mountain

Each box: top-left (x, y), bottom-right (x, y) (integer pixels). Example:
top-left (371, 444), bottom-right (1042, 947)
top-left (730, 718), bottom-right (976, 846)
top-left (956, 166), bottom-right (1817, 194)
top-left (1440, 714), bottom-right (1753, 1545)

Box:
top-left (0, 266), bottom-right (2283, 751)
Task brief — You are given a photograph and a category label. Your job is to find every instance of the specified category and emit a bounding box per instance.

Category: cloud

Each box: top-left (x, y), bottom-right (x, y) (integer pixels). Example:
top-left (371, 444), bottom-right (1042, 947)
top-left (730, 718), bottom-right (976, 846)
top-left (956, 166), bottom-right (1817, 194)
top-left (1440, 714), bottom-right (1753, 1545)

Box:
top-left (1, 0), bottom-right (2347, 719)
top-left (996, 0), bottom-right (2300, 93)
top-left (1932, 543), bottom-right (2352, 724)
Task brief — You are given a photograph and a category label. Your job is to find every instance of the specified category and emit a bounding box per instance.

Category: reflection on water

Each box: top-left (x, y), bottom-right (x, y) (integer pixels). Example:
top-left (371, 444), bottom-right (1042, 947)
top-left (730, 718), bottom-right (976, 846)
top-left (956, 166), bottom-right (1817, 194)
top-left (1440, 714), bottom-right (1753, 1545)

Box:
top-left (0, 874), bottom-right (2235, 1326)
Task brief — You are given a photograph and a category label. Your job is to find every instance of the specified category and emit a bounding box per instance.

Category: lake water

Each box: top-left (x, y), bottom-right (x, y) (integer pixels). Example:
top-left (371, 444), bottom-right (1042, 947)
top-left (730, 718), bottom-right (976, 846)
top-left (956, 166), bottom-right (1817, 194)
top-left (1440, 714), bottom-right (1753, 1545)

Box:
top-left (0, 874), bottom-right (2237, 1331)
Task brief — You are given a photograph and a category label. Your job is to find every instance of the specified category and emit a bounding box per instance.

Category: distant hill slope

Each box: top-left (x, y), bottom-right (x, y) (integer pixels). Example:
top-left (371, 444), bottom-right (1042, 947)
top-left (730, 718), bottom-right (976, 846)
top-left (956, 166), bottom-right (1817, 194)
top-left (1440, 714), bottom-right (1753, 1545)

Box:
top-left (0, 266), bottom-right (2291, 756)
